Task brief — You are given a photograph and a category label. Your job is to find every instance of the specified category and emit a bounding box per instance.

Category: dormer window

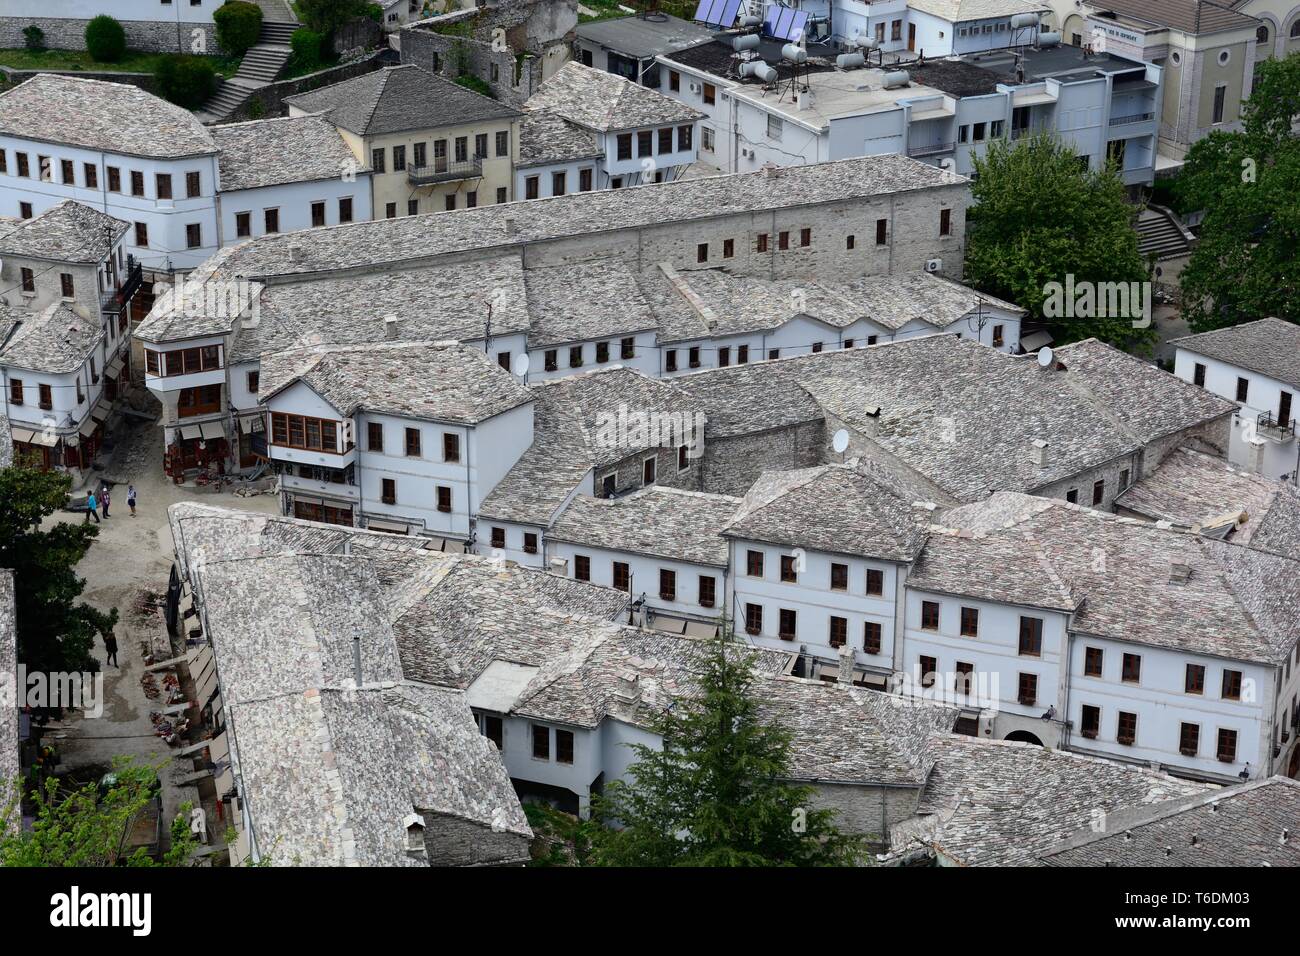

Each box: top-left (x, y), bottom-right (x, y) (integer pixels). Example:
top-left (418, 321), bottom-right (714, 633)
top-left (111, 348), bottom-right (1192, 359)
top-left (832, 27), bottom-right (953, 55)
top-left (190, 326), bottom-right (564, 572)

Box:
top-left (404, 813), bottom-right (427, 857)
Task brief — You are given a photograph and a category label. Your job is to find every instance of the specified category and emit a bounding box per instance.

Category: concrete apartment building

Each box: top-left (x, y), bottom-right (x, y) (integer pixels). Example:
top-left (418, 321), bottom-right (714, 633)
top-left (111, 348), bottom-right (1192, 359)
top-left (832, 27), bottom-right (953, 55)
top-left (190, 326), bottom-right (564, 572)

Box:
top-left (286, 64), bottom-right (522, 214)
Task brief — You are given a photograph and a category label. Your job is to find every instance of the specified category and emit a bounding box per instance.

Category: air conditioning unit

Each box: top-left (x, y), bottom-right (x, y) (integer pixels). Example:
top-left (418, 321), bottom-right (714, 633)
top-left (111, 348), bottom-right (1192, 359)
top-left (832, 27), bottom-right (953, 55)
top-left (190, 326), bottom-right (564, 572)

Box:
top-left (925, 258), bottom-right (943, 273)
top-left (977, 712), bottom-right (995, 737)
top-left (689, 81), bottom-right (701, 94)
top-left (741, 147), bottom-right (754, 159)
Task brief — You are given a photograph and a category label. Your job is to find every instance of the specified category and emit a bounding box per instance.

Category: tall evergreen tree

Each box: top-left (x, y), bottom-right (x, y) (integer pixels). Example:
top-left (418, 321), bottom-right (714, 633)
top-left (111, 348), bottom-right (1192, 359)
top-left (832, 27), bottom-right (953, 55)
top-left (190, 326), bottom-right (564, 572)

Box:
top-left (590, 627), bottom-right (864, 866)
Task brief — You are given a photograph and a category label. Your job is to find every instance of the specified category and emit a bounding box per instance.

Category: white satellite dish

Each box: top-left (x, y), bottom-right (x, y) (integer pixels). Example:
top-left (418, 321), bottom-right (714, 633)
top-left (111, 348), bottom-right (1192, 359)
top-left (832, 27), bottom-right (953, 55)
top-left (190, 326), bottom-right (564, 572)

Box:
top-left (832, 428), bottom-right (850, 454)
top-left (1037, 347), bottom-right (1054, 368)
top-left (513, 353), bottom-right (530, 377)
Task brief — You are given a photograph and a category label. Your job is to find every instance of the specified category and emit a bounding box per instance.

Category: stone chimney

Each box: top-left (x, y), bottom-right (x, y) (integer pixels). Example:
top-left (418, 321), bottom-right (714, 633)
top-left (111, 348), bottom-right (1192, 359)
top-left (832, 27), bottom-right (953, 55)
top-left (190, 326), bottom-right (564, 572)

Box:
top-left (1169, 563), bottom-right (1192, 585)
top-left (504, 218), bottom-right (517, 236)
top-left (837, 641), bottom-right (855, 685)
top-left (1030, 438), bottom-right (1050, 469)
top-left (384, 314), bottom-right (399, 340)
top-left (289, 244), bottom-right (304, 263)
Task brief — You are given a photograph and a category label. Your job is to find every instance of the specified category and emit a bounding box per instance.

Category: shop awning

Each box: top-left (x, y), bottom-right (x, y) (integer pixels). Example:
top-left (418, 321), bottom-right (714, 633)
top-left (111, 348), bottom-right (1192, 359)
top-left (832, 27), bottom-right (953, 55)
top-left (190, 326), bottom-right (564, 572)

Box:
top-left (444, 539), bottom-right (469, 554)
top-left (179, 424), bottom-right (202, 440)
top-left (366, 519), bottom-right (410, 534)
top-left (238, 414), bottom-right (264, 434)
top-left (648, 615), bottom-right (688, 635)
top-left (27, 429), bottom-right (58, 447)
top-left (683, 620), bottom-right (720, 639)
top-left (9, 427), bottom-right (34, 444)
top-left (199, 420), bottom-right (225, 440)
top-left (90, 399), bottom-right (111, 423)
top-left (79, 417), bottom-right (98, 438)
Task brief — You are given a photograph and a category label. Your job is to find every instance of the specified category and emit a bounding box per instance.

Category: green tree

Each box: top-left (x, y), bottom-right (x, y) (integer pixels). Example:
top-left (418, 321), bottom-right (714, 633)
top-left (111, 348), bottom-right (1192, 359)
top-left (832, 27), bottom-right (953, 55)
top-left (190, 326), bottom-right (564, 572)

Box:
top-left (297, 0), bottom-right (370, 36)
top-left (0, 462), bottom-right (117, 676)
top-left (213, 0), bottom-right (263, 57)
top-left (1173, 53), bottom-right (1300, 332)
top-left (289, 28), bottom-right (326, 73)
top-left (590, 627), bottom-right (864, 866)
top-left (84, 15), bottom-right (127, 63)
top-left (964, 132), bottom-right (1152, 350)
top-left (0, 758), bottom-right (196, 866)
top-left (156, 54), bottom-right (218, 109)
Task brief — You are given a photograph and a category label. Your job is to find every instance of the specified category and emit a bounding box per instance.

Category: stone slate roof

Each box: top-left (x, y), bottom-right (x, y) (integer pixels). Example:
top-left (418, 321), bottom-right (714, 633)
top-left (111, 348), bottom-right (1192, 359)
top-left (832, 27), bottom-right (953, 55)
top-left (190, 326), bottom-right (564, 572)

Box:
top-left (212, 114), bottom-right (366, 192)
top-left (0, 303), bottom-right (101, 375)
top-left (548, 486), bottom-right (741, 567)
top-left (517, 108), bottom-right (602, 169)
top-left (0, 74), bottom-right (216, 158)
top-left (131, 248), bottom-right (258, 344)
top-left (1087, 0), bottom-right (1258, 34)
top-left (1040, 777), bottom-right (1300, 867)
top-left (1116, 447), bottom-right (1300, 561)
top-left (523, 260), bottom-right (659, 348)
top-left (525, 61), bottom-right (703, 132)
top-left (754, 678), bottom-right (958, 788)
top-left (724, 462), bottom-right (929, 563)
top-left (212, 154), bottom-right (964, 280)
top-left (0, 571), bottom-right (16, 812)
top-left (671, 358), bottom-right (825, 438)
top-left (1170, 318), bottom-right (1300, 389)
top-left (916, 492), bottom-right (1300, 663)
top-left (887, 735), bottom-right (1210, 866)
top-left (0, 201), bottom-right (128, 264)
top-left (259, 341), bottom-right (533, 425)
top-left (284, 64), bottom-right (520, 136)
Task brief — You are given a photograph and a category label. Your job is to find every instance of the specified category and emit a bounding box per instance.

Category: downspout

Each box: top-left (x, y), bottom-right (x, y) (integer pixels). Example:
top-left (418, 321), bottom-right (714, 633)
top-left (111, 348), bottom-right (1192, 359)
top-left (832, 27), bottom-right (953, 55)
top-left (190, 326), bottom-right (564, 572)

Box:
top-left (463, 423), bottom-right (472, 546)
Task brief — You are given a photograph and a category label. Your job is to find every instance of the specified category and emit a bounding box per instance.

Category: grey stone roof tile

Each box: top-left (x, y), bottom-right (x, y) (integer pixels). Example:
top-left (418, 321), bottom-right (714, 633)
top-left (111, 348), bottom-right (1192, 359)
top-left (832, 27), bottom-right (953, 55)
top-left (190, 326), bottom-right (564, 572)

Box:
top-left (212, 114), bottom-right (366, 191)
top-left (549, 486), bottom-right (741, 567)
top-left (1169, 317), bottom-right (1300, 390)
top-left (517, 108), bottom-right (602, 168)
top-left (0, 302), bottom-right (102, 375)
top-left (0, 200), bottom-right (127, 263)
top-left (525, 61), bottom-right (703, 132)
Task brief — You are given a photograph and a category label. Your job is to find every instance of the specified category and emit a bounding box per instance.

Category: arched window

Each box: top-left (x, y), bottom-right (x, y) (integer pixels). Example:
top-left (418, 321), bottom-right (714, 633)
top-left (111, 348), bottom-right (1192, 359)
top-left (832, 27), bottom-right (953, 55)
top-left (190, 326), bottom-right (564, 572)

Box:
top-left (1291, 19), bottom-right (1300, 38)
top-left (1257, 25), bottom-right (1269, 44)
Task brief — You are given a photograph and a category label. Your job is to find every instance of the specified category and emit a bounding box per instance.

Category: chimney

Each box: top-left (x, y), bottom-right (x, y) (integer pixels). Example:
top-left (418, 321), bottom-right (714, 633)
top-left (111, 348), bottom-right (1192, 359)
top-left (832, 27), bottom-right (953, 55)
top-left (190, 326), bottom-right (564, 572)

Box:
top-left (548, 557), bottom-right (567, 575)
top-left (837, 641), bottom-right (855, 684)
top-left (384, 314), bottom-right (399, 340)
top-left (289, 244), bottom-right (304, 263)
top-left (613, 671), bottom-right (642, 704)
top-left (1170, 563), bottom-right (1192, 585)
top-left (504, 218), bottom-right (517, 236)
top-left (1030, 438), bottom-right (1050, 469)
top-left (797, 88), bottom-right (815, 111)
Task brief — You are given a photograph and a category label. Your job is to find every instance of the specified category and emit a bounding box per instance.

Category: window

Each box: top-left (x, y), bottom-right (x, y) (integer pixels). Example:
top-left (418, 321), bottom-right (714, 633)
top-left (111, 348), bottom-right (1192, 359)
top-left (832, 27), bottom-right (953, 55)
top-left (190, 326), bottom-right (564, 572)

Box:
top-left (657, 127), bottom-right (673, 154)
top-left (390, 144), bottom-right (405, 171)
top-left (84, 163), bottom-right (98, 188)
top-left (1018, 673), bottom-right (1037, 706)
top-left (863, 621), bottom-right (882, 654)
top-left (1092, 479), bottom-right (1105, 506)
top-left (60, 273), bottom-right (74, 298)
top-left (659, 569), bottom-right (677, 601)
top-left (1236, 377), bottom-right (1249, 402)
top-left (1185, 663), bottom-right (1205, 694)
top-left (829, 616), bottom-right (848, 648)
top-left (689, 346), bottom-right (700, 368)
top-left (156, 173), bottom-right (172, 199)
top-left (991, 120), bottom-right (1004, 138)
top-left (367, 422), bottom-right (383, 452)
top-left (264, 208), bottom-right (279, 233)
top-left (876, 218), bottom-right (888, 245)
top-left (388, 201), bottom-right (399, 218)
top-left (497, 186), bottom-right (508, 203)
top-left (613, 562), bottom-right (630, 592)
top-left (811, 342), bottom-right (822, 353)
top-left (830, 563), bottom-right (848, 591)
top-left (746, 550), bottom-right (764, 577)
top-left (495, 130), bottom-right (509, 157)
top-left (891, 19), bottom-right (902, 41)
top-left (621, 337), bottom-right (635, 360)
top-left (1216, 728), bottom-right (1237, 762)
top-left (443, 433), bottom-right (460, 462)
top-left (1193, 362), bottom-right (1206, 387)
top-left (757, 233), bottom-right (769, 253)
top-left (972, 122), bottom-right (986, 143)
top-left (186, 170), bottom-right (200, 198)
top-left (1117, 711), bottom-right (1137, 746)
top-left (699, 575), bottom-right (715, 608)
top-left (371, 148), bottom-right (385, 173)
top-left (8, 380), bottom-right (21, 405)
top-left (544, 349), bottom-right (558, 372)
top-left (574, 554), bottom-right (591, 582)
top-left (555, 729), bottom-right (574, 765)
top-left (490, 527), bottom-right (506, 550)
top-left (579, 168), bottom-right (593, 192)
top-left (405, 427), bottom-right (421, 457)
top-left (134, 222), bottom-right (148, 247)
top-left (1179, 723), bottom-right (1200, 757)
top-left (643, 456), bottom-right (656, 485)
top-left (718, 347), bottom-right (730, 367)
top-left (552, 171), bottom-right (566, 196)
top-left (778, 231), bottom-right (789, 251)
top-left (696, 242), bottom-right (708, 263)
top-left (737, 345), bottom-right (749, 364)
top-left (866, 568), bottom-right (884, 596)
top-left (1221, 669), bottom-right (1242, 701)
top-left (666, 349), bottom-right (678, 372)
top-left (955, 662), bottom-right (974, 696)
top-left (1066, 489), bottom-right (1078, 504)
top-left (309, 201), bottom-right (326, 227)
top-left (186, 223), bottom-right (201, 249)
top-left (939, 208), bottom-right (951, 236)
top-left (523, 533), bottom-right (538, 555)
top-left (778, 608), bottom-right (797, 641)
top-left (270, 413), bottom-right (338, 452)
top-left (569, 346), bottom-right (583, 368)
top-left (1081, 705), bottom-right (1101, 738)
top-left (532, 725), bottom-right (550, 760)
top-left (678, 125), bottom-right (692, 151)
top-left (617, 133), bottom-right (632, 160)
top-left (960, 607), bottom-right (979, 637)
top-left (1212, 84), bottom-right (1226, 124)
top-left (1121, 653), bottom-right (1141, 684)
top-left (846, 234), bottom-right (855, 250)
top-left (992, 324), bottom-right (1004, 347)
top-left (235, 211), bottom-right (251, 237)
top-left (474, 134), bottom-right (488, 159)
top-left (339, 197), bottom-right (353, 223)
top-left (130, 170), bottom-right (144, 196)
top-left (702, 127), bottom-right (714, 152)
top-left (381, 479), bottom-right (396, 504)
top-left (1019, 616), bottom-right (1043, 656)
top-left (525, 176), bottom-right (539, 200)
top-left (780, 555), bottom-right (797, 583)
top-left (745, 603), bottom-right (763, 635)
top-left (677, 444), bottom-right (689, 471)
top-left (919, 656), bottom-right (938, 688)
top-left (669, 70), bottom-right (680, 92)
top-left (921, 600), bottom-right (940, 630)
top-left (1084, 646), bottom-right (1103, 677)
top-left (436, 486), bottom-right (452, 513)
top-left (800, 227), bottom-right (811, 247)
top-left (60, 158), bottom-right (74, 184)
top-left (15, 153), bottom-right (29, 178)
top-left (39, 383), bottom-right (52, 410)
top-left (722, 237), bottom-right (735, 259)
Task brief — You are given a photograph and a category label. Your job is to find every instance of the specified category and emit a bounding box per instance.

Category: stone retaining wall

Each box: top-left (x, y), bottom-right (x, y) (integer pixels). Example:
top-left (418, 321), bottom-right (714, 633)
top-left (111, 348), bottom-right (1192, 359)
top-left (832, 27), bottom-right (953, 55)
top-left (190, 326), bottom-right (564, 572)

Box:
top-left (0, 17), bottom-right (220, 55)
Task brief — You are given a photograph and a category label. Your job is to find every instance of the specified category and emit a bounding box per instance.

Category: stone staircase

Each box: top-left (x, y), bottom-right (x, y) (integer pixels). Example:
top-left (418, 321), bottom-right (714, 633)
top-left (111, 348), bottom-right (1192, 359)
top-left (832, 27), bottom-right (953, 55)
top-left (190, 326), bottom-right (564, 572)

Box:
top-left (196, 17), bottom-right (297, 124)
top-left (1137, 204), bottom-right (1197, 261)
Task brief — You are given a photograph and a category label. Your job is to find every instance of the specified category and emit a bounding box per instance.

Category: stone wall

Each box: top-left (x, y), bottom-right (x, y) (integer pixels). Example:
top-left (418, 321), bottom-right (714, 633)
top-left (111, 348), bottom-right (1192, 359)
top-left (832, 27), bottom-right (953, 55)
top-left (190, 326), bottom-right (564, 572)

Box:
top-left (806, 781), bottom-right (923, 843)
top-left (400, 21), bottom-right (543, 108)
top-left (0, 17), bottom-right (220, 54)
top-left (699, 421), bottom-right (826, 497)
top-left (423, 812), bottom-right (530, 866)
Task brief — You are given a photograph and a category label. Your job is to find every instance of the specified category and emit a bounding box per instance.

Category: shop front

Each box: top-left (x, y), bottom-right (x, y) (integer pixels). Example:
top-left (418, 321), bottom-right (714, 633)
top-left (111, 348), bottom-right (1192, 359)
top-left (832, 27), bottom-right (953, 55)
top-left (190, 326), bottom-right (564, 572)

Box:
top-left (165, 420), bottom-right (230, 478)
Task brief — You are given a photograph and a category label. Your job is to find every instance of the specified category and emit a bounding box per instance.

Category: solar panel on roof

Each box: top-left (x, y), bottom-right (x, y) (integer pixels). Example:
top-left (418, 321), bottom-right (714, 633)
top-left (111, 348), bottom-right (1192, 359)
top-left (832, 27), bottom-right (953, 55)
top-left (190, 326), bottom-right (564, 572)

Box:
top-left (693, 0), bottom-right (728, 25)
top-left (718, 0), bottom-right (744, 28)
top-left (763, 6), bottom-right (809, 42)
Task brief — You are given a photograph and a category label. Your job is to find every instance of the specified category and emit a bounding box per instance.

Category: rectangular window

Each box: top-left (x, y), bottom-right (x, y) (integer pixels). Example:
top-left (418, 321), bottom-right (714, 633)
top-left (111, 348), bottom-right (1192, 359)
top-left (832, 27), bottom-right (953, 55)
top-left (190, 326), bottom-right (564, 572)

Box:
top-left (532, 725), bottom-right (550, 760)
top-left (829, 616), bottom-right (848, 649)
top-left (1185, 663), bottom-right (1205, 694)
top-left (799, 227), bottom-right (811, 247)
top-left (392, 145), bottom-right (406, 171)
top-left (666, 349), bottom-right (678, 372)
top-left (1081, 705), bottom-right (1101, 738)
top-left (84, 163), bottom-right (98, 188)
top-left (497, 187), bottom-right (507, 203)
top-left (737, 345), bottom-right (749, 364)
top-left (689, 346), bottom-right (700, 368)
top-left (722, 237), bottom-right (734, 259)
top-left (1117, 711), bottom-right (1137, 746)
top-left (921, 600), bottom-right (940, 630)
top-left (1216, 728), bottom-right (1237, 762)
top-left (1212, 84), bottom-right (1226, 124)
top-left (311, 201), bottom-right (326, 227)
top-left (525, 176), bottom-right (539, 200)
top-left (757, 233), bottom-right (769, 253)
top-left (496, 130), bottom-right (509, 157)
top-left (1092, 479), bottom-right (1105, 506)
top-left (617, 133), bottom-right (632, 160)
top-left (134, 222), bottom-right (148, 247)
top-left (1222, 669), bottom-right (1242, 701)
top-left (574, 554), bottom-right (591, 582)
top-left (186, 223), bottom-right (201, 248)
top-left (658, 127), bottom-right (673, 153)
top-left (1066, 489), bottom-right (1078, 503)
top-left (371, 148), bottom-right (385, 173)
top-left (955, 662), bottom-right (974, 696)
top-left (876, 218), bottom-right (888, 245)
top-left (367, 422), bottom-right (383, 452)
top-left (339, 197), bottom-right (353, 223)
top-left (1122, 653), bottom-right (1141, 684)
top-left (745, 603), bottom-right (762, 635)
top-left (569, 346), bottom-right (583, 368)
top-left (60, 273), bottom-right (74, 298)
top-left (939, 208), bottom-right (951, 236)
top-left (992, 324), bottom-right (1004, 347)
top-left (186, 171), bottom-right (200, 197)
top-left (920, 656), bottom-right (937, 688)
top-left (523, 533), bottom-right (538, 555)
top-left (846, 234), bottom-right (855, 250)
top-left (381, 479), bottom-right (396, 504)
top-left (1180, 722), bottom-right (1200, 757)
top-left (8, 380), bottom-right (21, 405)
top-left (60, 158), bottom-right (74, 184)
top-left (1236, 377), bottom-right (1249, 402)
top-left (1084, 646), bottom-right (1103, 677)
top-left (443, 433), bottom-right (460, 462)
top-left (156, 173), bottom-right (172, 199)
top-left (678, 125), bottom-right (692, 151)
top-left (830, 563), bottom-right (848, 591)
top-left (39, 383), bottom-right (52, 410)
top-left (544, 350), bottom-right (558, 372)
top-left (552, 171), bottom-right (566, 196)
top-left (130, 170), bottom-right (144, 196)
top-left (698, 575), bottom-right (715, 608)
top-left (778, 231), bottom-right (789, 251)
top-left (778, 608), bottom-right (797, 641)
top-left (659, 568), bottom-right (677, 602)
top-left (863, 621), bottom-right (882, 654)
top-left (779, 554), bottom-right (797, 584)
top-left (960, 607), bottom-right (979, 637)
top-left (643, 456), bottom-right (656, 485)
top-left (490, 527), bottom-right (506, 550)
top-left (555, 729), bottom-right (574, 765)
top-left (1019, 616), bottom-right (1043, 656)
top-left (269, 413), bottom-right (336, 451)
top-left (866, 568), bottom-right (884, 596)
top-left (1193, 363), bottom-right (1207, 387)
top-left (696, 242), bottom-right (708, 263)
top-left (16, 153), bottom-right (29, 178)
top-left (1017, 673), bottom-right (1037, 706)
top-left (746, 550), bottom-right (764, 577)
top-left (235, 211), bottom-right (251, 237)
top-left (264, 208), bottom-right (279, 233)
top-left (669, 70), bottom-right (680, 92)
top-left (436, 486), bottom-right (452, 513)
top-left (579, 168), bottom-right (593, 192)
top-left (612, 562), bottom-right (630, 591)
top-left (718, 347), bottom-right (730, 367)
top-left (405, 427), bottom-right (421, 457)
top-left (474, 134), bottom-right (488, 159)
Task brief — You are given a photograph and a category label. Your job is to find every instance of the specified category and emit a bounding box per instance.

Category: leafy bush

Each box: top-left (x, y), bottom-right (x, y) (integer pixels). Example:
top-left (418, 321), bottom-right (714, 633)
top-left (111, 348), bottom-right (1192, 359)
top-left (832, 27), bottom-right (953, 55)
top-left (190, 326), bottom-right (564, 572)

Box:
top-left (298, 0), bottom-right (370, 35)
top-left (290, 28), bottom-right (326, 72)
top-left (453, 74), bottom-right (494, 99)
top-left (156, 55), bottom-right (217, 110)
top-left (213, 0), bottom-right (263, 57)
top-left (22, 25), bottom-right (45, 52)
top-left (84, 15), bottom-right (127, 63)
top-left (363, 2), bottom-right (383, 22)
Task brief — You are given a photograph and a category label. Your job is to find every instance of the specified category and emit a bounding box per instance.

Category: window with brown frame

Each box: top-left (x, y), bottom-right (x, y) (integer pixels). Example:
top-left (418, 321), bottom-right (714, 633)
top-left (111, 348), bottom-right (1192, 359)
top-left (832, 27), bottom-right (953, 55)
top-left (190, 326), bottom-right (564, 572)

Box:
top-left (863, 621), bottom-right (882, 654)
top-left (1185, 663), bottom-right (1205, 695)
top-left (866, 568), bottom-right (884, 596)
top-left (778, 608), bottom-right (797, 641)
top-left (780, 555), bottom-right (797, 583)
top-left (130, 170), bottom-right (144, 196)
top-left (60, 159), bottom-right (74, 183)
top-left (156, 173), bottom-right (172, 199)
top-left (134, 221), bottom-right (148, 247)
top-left (19, 267), bottom-right (34, 294)
top-left (921, 601), bottom-right (940, 630)
top-left (1117, 711), bottom-right (1137, 746)
top-left (699, 575), bottom-right (715, 608)
top-left (60, 273), bottom-right (74, 298)
top-left (1092, 479), bottom-right (1105, 505)
top-left (1121, 653), bottom-right (1141, 684)
top-left (367, 422), bottom-right (383, 452)
top-left (737, 344), bottom-right (749, 364)
top-left (723, 238), bottom-right (734, 258)
top-left (1084, 646), bottom-right (1103, 677)
top-left (532, 725), bottom-right (550, 760)
top-left (106, 165), bottom-right (120, 191)
top-left (39, 383), bottom-right (52, 410)
top-left (756, 233), bottom-right (769, 253)
top-left (830, 563), bottom-right (848, 591)
top-left (960, 606), bottom-right (979, 637)
top-left (955, 662), bottom-right (974, 696)
top-left (939, 208), bottom-right (951, 236)
top-left (1222, 669), bottom-right (1242, 701)
top-left (555, 729), bottom-right (574, 764)
top-left (799, 227), bottom-right (811, 247)
top-left (177, 384), bottom-right (221, 418)
top-left (1179, 722), bottom-right (1200, 757)
top-left (436, 486), bottom-right (451, 513)
top-left (443, 432), bottom-right (460, 462)
top-left (523, 533), bottom-right (538, 555)
top-left (613, 561), bottom-right (630, 592)
top-left (659, 568), bottom-right (677, 601)
top-left (8, 380), bottom-right (22, 405)
top-left (246, 370), bottom-right (259, 394)
top-left (404, 427), bottom-right (421, 457)
top-left (596, 341), bottom-right (610, 364)
top-left (745, 603), bottom-right (762, 635)
top-left (1019, 616), bottom-right (1043, 656)
top-left (778, 231), bottom-right (790, 250)
top-left (570, 346), bottom-right (584, 368)
top-left (84, 163), bottom-right (97, 188)
top-left (269, 411), bottom-right (336, 449)
top-left (1216, 728), bottom-right (1237, 762)
top-left (747, 550), bottom-right (763, 577)
top-left (621, 337), bottom-right (635, 360)
top-left (187, 171), bottom-right (201, 197)
top-left (1017, 673), bottom-right (1037, 705)
top-left (678, 445), bottom-right (690, 471)
top-left (574, 554), bottom-right (590, 582)
top-left (919, 655), bottom-right (937, 688)
top-left (829, 616), bottom-right (848, 648)
top-left (1080, 704), bottom-right (1100, 739)
top-left (490, 527), bottom-right (505, 549)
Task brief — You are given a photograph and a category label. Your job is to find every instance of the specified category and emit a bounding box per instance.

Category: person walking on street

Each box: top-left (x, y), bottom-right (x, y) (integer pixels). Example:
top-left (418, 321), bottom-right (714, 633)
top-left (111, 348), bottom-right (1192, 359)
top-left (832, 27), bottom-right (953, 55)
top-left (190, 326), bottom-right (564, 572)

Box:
top-left (100, 486), bottom-right (110, 519)
top-left (127, 484), bottom-right (137, 516)
top-left (85, 491), bottom-right (100, 523)
top-left (104, 632), bottom-right (118, 667)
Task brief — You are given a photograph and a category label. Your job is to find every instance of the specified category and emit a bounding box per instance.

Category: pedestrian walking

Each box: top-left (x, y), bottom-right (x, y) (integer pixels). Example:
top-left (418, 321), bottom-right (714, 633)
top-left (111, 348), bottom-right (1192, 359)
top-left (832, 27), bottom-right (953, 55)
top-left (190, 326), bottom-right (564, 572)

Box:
top-left (100, 486), bottom-right (110, 519)
top-left (127, 484), bottom-right (137, 517)
top-left (104, 632), bottom-right (118, 667)
top-left (85, 491), bottom-right (100, 523)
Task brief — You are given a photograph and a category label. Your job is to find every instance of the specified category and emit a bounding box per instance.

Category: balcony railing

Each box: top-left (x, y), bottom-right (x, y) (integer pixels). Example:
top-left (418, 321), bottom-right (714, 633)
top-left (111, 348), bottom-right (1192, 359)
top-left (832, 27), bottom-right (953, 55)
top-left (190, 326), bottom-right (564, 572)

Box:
top-left (407, 158), bottom-right (482, 185)
top-left (907, 141), bottom-right (955, 157)
top-left (1109, 111), bottom-right (1154, 127)
top-left (101, 255), bottom-right (143, 315)
top-left (1258, 411), bottom-right (1297, 441)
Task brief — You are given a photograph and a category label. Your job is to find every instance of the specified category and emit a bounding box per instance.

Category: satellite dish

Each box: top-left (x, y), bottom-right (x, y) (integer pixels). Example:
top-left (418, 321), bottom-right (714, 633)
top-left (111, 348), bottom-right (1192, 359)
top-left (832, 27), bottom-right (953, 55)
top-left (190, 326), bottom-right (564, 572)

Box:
top-left (832, 429), bottom-right (849, 454)
top-left (1037, 347), bottom-right (1054, 368)
top-left (513, 353), bottom-right (530, 377)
